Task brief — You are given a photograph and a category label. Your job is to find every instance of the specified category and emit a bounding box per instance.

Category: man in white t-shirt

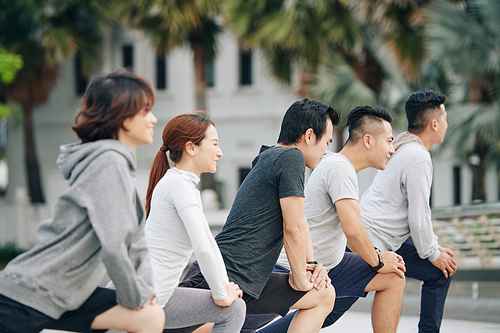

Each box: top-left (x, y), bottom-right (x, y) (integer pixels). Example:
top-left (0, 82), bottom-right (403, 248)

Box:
top-left (360, 90), bottom-right (457, 333)
top-left (257, 105), bottom-right (406, 333)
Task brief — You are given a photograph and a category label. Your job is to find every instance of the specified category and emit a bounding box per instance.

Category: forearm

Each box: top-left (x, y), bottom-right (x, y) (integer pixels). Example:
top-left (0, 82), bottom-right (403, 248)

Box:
top-left (337, 199), bottom-right (378, 267)
top-left (346, 227), bottom-right (379, 267)
top-left (303, 220), bottom-right (315, 262)
top-left (180, 206), bottom-right (227, 300)
top-left (283, 221), bottom-right (309, 288)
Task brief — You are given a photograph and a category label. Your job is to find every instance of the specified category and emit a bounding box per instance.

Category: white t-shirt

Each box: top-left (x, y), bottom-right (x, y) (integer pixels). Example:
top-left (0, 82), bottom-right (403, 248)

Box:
top-left (277, 153), bottom-right (358, 271)
top-left (145, 167), bottom-right (228, 306)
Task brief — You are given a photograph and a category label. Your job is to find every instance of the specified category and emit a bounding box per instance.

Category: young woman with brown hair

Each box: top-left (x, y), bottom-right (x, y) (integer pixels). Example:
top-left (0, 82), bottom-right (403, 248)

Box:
top-left (144, 112), bottom-right (245, 332)
top-left (0, 69), bottom-right (165, 333)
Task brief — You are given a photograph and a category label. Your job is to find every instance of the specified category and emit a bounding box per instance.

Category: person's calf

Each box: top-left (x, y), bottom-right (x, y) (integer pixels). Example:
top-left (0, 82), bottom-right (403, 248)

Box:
top-left (370, 273), bottom-right (405, 333)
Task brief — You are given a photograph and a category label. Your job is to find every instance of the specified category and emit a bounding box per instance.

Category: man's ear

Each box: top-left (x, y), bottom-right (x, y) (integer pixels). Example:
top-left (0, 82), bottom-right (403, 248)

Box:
top-left (430, 118), bottom-right (438, 131)
top-left (184, 141), bottom-right (196, 156)
top-left (362, 133), bottom-right (372, 149)
top-left (302, 128), bottom-right (315, 145)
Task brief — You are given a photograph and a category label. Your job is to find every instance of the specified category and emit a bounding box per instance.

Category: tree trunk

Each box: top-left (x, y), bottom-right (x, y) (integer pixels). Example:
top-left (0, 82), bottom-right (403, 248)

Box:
top-left (192, 29), bottom-right (216, 192)
top-left (193, 31), bottom-right (207, 112)
top-left (335, 126), bottom-right (344, 152)
top-left (298, 69), bottom-right (312, 98)
top-left (470, 138), bottom-right (486, 203)
top-left (341, 47), bottom-right (384, 96)
top-left (22, 102), bottom-right (45, 203)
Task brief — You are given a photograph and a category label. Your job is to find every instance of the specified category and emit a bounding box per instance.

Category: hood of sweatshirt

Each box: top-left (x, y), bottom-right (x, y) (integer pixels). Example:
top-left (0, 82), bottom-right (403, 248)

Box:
top-left (57, 139), bottom-right (137, 185)
top-left (393, 131), bottom-right (425, 151)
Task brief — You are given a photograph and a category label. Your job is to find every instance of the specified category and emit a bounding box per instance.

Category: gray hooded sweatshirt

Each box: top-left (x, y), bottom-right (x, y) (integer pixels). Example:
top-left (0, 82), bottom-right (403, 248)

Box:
top-left (359, 132), bottom-right (441, 262)
top-left (0, 139), bottom-right (154, 319)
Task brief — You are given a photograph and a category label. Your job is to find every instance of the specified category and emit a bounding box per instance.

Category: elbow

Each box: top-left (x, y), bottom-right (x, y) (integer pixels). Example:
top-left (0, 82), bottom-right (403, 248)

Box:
top-left (283, 220), bottom-right (304, 238)
top-left (344, 228), bottom-right (363, 243)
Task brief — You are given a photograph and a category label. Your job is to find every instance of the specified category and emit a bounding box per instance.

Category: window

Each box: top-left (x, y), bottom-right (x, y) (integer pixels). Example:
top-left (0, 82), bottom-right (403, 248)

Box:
top-left (156, 54), bottom-right (167, 90)
top-left (239, 167), bottom-right (251, 187)
top-left (239, 49), bottom-right (252, 86)
top-left (453, 166), bottom-right (461, 205)
top-left (205, 58), bottom-right (214, 87)
top-left (123, 45), bottom-right (134, 69)
top-left (75, 52), bottom-right (88, 96)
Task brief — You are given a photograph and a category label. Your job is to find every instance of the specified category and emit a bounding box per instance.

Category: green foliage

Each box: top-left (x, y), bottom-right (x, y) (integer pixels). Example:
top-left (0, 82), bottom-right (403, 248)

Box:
top-left (225, 0), bottom-right (362, 84)
top-left (0, 242), bottom-right (26, 268)
top-left (0, 49), bottom-right (23, 85)
top-left (118, 0), bottom-right (222, 56)
top-left (311, 52), bottom-right (377, 125)
top-left (426, 0), bottom-right (500, 166)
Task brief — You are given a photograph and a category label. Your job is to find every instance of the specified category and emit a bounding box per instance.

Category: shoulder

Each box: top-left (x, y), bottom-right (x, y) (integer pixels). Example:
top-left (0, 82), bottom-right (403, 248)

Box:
top-left (273, 147), bottom-right (305, 165)
top-left (316, 153), bottom-right (355, 177)
top-left (396, 143), bottom-right (430, 159)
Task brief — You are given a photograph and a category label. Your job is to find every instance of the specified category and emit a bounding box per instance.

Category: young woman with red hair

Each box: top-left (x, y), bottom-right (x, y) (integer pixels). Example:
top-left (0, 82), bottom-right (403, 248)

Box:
top-left (144, 112), bottom-right (245, 332)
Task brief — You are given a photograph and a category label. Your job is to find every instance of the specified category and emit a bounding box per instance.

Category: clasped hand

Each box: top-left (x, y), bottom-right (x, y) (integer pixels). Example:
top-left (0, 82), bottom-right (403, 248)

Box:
top-left (212, 281), bottom-right (243, 308)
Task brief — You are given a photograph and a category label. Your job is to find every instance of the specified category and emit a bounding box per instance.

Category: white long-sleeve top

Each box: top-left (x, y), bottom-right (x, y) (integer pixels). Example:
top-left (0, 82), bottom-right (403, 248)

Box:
top-left (145, 167), bottom-right (228, 307)
top-left (359, 138), bottom-right (441, 262)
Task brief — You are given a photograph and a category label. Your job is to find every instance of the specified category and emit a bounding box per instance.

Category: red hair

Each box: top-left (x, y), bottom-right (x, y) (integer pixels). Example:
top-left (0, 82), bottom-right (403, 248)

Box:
top-left (145, 111), bottom-right (214, 217)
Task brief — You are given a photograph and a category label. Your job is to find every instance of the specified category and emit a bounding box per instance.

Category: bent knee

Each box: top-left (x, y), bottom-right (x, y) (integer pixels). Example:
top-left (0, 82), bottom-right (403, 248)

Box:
top-left (227, 298), bottom-right (247, 324)
top-left (316, 284), bottom-right (335, 311)
top-left (388, 273), bottom-right (406, 291)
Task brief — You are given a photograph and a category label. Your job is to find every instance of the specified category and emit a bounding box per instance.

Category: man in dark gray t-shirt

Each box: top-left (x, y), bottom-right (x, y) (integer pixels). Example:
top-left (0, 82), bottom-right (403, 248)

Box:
top-left (181, 99), bottom-right (339, 333)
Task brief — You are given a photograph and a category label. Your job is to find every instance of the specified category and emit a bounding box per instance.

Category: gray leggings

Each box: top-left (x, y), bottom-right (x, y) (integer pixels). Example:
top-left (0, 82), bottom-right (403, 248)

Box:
top-left (162, 287), bottom-right (246, 332)
top-left (106, 286), bottom-right (245, 333)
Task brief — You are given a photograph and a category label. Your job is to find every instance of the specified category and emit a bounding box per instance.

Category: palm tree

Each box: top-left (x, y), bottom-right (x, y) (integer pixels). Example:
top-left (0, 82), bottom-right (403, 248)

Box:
top-left (425, 0), bottom-right (500, 202)
top-left (118, 0), bottom-right (222, 191)
top-left (118, 0), bottom-right (221, 111)
top-left (0, 0), bottom-right (116, 203)
top-left (225, 0), bottom-right (362, 98)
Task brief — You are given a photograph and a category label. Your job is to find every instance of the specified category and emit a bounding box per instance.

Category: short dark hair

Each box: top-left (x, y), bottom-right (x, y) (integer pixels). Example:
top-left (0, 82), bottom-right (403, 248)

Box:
top-left (72, 69), bottom-right (155, 143)
top-left (346, 106), bottom-right (393, 144)
top-left (405, 90), bottom-right (445, 133)
top-left (277, 98), bottom-right (339, 145)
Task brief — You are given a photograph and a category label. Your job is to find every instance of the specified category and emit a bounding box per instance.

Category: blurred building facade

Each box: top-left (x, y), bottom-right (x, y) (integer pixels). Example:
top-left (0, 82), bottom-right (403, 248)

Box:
top-left (1, 25), bottom-right (500, 250)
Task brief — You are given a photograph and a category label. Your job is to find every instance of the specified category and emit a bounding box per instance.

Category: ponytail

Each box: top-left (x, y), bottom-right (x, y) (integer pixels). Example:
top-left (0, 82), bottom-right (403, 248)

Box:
top-left (145, 146), bottom-right (170, 218)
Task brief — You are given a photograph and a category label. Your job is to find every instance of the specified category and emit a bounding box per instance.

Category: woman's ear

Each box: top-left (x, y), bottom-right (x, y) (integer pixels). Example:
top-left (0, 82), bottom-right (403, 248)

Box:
top-left (184, 141), bottom-right (196, 156)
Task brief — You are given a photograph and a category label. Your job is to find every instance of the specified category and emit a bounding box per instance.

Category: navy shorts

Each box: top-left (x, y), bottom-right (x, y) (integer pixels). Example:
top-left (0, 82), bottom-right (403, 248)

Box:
top-left (0, 287), bottom-right (117, 333)
top-left (180, 263), bottom-right (307, 317)
top-left (328, 252), bottom-right (378, 298)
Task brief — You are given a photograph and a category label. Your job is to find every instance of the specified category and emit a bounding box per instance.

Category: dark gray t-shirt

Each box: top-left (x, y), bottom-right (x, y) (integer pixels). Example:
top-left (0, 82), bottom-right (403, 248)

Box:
top-left (215, 145), bottom-right (305, 299)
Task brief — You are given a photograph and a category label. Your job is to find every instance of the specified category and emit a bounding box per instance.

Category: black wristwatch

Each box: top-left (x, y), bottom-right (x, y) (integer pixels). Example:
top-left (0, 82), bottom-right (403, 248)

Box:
top-left (370, 253), bottom-right (384, 272)
top-left (307, 261), bottom-right (318, 265)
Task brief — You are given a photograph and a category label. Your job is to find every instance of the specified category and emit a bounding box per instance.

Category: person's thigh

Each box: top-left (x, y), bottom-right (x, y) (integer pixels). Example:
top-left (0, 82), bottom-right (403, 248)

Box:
top-left (0, 294), bottom-right (54, 333)
top-left (49, 287), bottom-right (117, 333)
top-left (244, 272), bottom-right (307, 317)
top-left (396, 237), bottom-right (444, 281)
top-left (163, 287), bottom-right (245, 332)
top-left (328, 252), bottom-right (378, 297)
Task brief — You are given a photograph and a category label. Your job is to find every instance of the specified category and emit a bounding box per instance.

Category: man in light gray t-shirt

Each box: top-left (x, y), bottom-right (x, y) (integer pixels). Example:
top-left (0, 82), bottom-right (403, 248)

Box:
top-left (257, 106), bottom-right (406, 333)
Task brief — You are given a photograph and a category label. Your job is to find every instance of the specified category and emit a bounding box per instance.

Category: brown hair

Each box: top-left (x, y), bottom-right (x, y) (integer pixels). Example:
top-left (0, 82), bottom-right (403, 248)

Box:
top-left (72, 69), bottom-right (155, 142)
top-left (145, 111), bottom-right (214, 217)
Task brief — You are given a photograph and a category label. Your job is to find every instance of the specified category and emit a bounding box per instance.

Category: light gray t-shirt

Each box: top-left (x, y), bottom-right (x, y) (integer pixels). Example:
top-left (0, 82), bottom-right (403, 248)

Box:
top-left (277, 153), bottom-right (358, 271)
top-left (359, 141), bottom-right (440, 262)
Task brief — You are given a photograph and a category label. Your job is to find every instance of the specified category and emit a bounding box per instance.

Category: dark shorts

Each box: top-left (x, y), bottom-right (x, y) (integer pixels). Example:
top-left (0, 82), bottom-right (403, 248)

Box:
top-left (328, 252), bottom-right (378, 298)
top-left (180, 263), bottom-right (307, 317)
top-left (0, 287), bottom-right (117, 333)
